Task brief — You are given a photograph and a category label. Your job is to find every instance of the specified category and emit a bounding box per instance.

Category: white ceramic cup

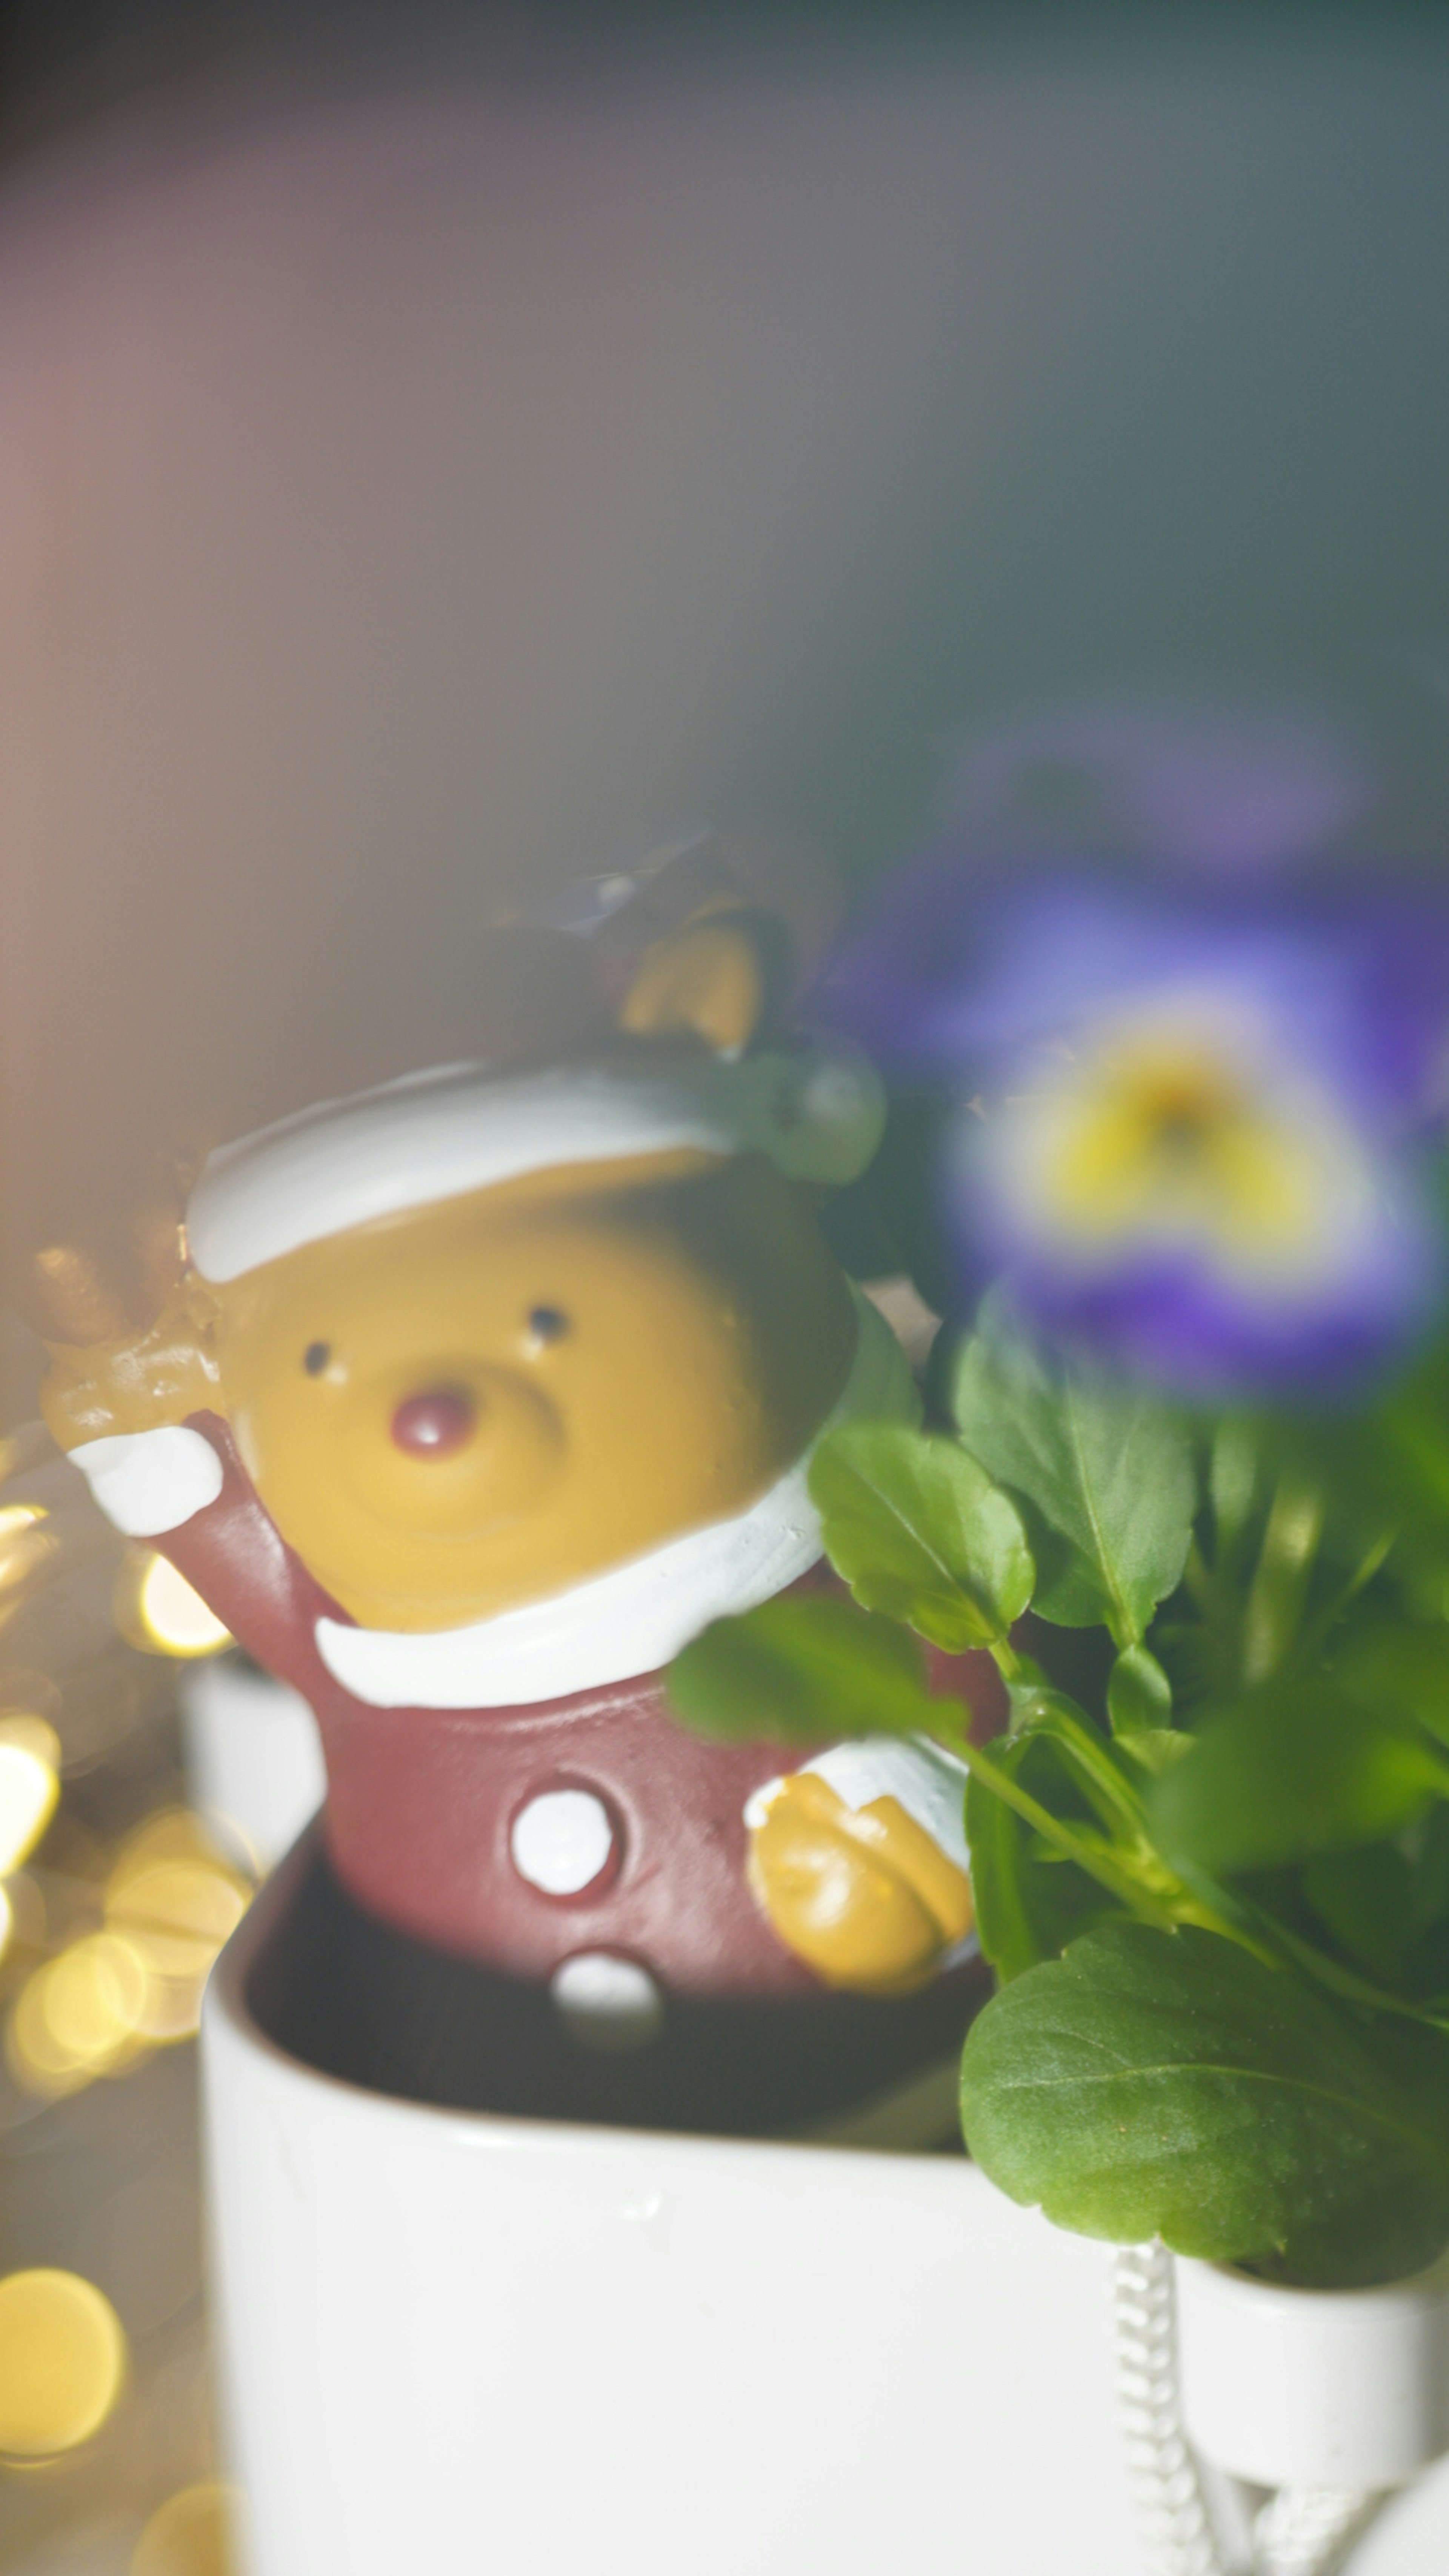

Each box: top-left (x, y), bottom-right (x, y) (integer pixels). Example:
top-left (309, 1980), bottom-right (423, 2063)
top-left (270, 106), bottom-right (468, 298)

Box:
top-left (202, 1837), bottom-right (1144, 2576)
top-left (180, 1656), bottom-right (326, 1869)
top-left (1176, 2251), bottom-right (1449, 2491)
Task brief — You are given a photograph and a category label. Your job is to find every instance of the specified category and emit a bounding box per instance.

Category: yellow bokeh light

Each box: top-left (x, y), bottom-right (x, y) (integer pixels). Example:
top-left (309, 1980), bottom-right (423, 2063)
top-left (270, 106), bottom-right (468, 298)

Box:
top-left (0, 1506), bottom-right (55, 1601)
top-left (115, 1552), bottom-right (232, 1659)
top-left (0, 1736), bottom-right (60, 1876)
top-left (0, 1712), bottom-right (62, 1768)
top-left (0, 1884), bottom-right (11, 1965)
top-left (107, 1858), bottom-right (249, 2041)
top-left (109, 1808), bottom-right (230, 1887)
top-left (8, 1933), bottom-right (151, 2097)
top-left (0, 2268), bottom-right (128, 2458)
top-left (6, 1810), bottom-right (254, 2092)
top-left (132, 2480), bottom-right (243, 2576)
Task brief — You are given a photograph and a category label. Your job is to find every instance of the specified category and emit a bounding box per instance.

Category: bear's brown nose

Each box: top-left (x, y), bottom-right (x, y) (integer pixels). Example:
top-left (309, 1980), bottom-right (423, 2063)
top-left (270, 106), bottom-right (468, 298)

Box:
top-left (391, 1388), bottom-right (477, 1458)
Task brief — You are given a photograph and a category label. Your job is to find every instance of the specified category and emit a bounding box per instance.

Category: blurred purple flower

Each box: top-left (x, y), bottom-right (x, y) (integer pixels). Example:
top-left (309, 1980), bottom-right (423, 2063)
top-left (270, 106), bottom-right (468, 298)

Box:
top-left (823, 873), bottom-right (1449, 1401)
top-left (933, 693), bottom-right (1377, 878)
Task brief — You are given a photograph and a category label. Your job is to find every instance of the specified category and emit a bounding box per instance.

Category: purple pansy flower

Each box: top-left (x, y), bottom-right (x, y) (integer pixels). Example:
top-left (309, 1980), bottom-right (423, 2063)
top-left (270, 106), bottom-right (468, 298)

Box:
top-left (822, 866), bottom-right (1449, 1402)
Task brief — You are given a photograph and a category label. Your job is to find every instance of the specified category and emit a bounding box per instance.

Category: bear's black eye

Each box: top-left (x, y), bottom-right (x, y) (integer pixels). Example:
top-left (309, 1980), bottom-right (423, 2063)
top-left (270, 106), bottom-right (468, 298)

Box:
top-left (303, 1341), bottom-right (331, 1376)
top-left (527, 1306), bottom-right (569, 1346)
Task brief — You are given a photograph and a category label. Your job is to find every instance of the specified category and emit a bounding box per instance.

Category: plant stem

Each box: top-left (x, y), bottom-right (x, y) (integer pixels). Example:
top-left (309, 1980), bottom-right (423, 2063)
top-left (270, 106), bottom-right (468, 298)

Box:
top-left (1292, 1525), bottom-right (1398, 1665)
top-left (1241, 1470), bottom-right (1325, 1686)
top-left (990, 1635), bottom-right (1031, 1689)
top-left (926, 1698), bottom-right (1260, 1950)
top-left (1208, 1414), bottom-right (1259, 1570)
top-left (1247, 1907), bottom-right (1449, 2038)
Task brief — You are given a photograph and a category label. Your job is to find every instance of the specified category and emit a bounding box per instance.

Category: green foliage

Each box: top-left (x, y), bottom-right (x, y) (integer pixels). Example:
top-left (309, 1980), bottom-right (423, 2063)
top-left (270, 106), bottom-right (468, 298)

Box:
top-left (965, 1735), bottom-right (1127, 1981)
top-left (941, 1295), bottom-right (1197, 1646)
top-left (1302, 1844), bottom-right (1423, 1986)
top-left (1303, 1812), bottom-right (1449, 1996)
top-left (1149, 1683), bottom-right (1449, 1877)
top-left (1281, 1328), bottom-right (1449, 1572)
top-left (959, 1923), bottom-right (1449, 2287)
top-left (1335, 1620), bottom-right (1449, 1749)
top-left (808, 1421), bottom-right (1034, 1653)
top-left (1106, 1643), bottom-right (1172, 1737)
top-left (666, 1592), bottom-right (930, 1745)
top-left (663, 1276), bottom-right (1449, 2288)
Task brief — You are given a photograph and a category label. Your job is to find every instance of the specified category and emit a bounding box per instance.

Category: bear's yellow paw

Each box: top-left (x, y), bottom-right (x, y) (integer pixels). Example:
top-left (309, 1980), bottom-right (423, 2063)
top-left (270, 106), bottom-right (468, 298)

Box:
top-left (747, 1770), bottom-right (972, 1996)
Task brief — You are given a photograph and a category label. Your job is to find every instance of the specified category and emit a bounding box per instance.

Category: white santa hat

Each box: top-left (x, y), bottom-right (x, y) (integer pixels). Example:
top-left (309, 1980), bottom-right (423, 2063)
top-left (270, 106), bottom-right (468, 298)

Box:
top-left (184, 1044), bottom-right (885, 1284)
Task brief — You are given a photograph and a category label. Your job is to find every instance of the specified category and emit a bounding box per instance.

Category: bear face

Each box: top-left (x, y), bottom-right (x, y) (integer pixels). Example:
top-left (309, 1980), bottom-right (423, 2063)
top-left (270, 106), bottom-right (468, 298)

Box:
top-left (210, 1144), bottom-right (857, 1632)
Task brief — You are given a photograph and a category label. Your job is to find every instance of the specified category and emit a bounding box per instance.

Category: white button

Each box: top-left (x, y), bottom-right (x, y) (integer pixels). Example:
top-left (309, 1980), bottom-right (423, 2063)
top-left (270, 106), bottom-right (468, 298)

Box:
top-left (550, 1953), bottom-right (665, 2053)
top-left (510, 1789), bottom-right (615, 1896)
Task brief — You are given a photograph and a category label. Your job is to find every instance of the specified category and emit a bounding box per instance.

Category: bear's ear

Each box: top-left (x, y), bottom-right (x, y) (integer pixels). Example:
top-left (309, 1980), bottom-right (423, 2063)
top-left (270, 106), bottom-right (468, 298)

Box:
top-left (617, 906), bottom-right (766, 1056)
top-left (26, 1195), bottom-right (188, 1344)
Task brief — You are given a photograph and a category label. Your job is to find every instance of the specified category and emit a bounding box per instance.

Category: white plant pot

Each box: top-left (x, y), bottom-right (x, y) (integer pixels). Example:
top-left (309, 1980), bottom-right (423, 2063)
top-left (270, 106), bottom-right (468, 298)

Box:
top-left (180, 1655), bottom-right (326, 1868)
top-left (203, 1841), bottom-right (1449, 2574)
top-left (1175, 2251), bottom-right (1449, 2492)
top-left (202, 1836), bottom-right (1145, 2576)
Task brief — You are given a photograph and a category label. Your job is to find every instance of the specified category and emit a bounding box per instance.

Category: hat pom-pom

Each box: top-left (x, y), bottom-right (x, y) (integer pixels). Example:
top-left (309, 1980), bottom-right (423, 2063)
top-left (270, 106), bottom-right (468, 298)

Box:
top-left (739, 1041), bottom-right (885, 1186)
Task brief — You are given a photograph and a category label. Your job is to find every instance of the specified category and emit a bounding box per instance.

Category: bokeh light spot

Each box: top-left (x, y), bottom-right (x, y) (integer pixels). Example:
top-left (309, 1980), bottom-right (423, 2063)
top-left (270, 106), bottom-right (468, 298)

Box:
top-left (0, 1505), bottom-right (57, 1597)
top-left (115, 1553), bottom-right (233, 1659)
top-left (8, 1933), bottom-right (151, 2096)
top-left (0, 1712), bottom-right (62, 1768)
top-left (110, 1809), bottom-right (235, 1884)
top-left (100, 1812), bottom-right (253, 2041)
top-left (0, 2268), bottom-right (128, 2458)
top-left (132, 2481), bottom-right (242, 2576)
top-left (107, 1858), bottom-right (249, 2040)
top-left (0, 1735), bottom-right (60, 1875)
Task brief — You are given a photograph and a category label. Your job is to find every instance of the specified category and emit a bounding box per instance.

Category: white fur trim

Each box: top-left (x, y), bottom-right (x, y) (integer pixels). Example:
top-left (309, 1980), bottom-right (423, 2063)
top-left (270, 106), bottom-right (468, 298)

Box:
top-left (314, 1287), bottom-right (916, 1710)
top-left (69, 1426), bottom-right (224, 1537)
top-left (186, 1047), bottom-right (885, 1283)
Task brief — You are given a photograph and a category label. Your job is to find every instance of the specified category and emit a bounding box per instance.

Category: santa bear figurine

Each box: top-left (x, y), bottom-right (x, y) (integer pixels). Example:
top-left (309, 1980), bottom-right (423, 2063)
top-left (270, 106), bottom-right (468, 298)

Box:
top-left (40, 903), bottom-right (994, 2134)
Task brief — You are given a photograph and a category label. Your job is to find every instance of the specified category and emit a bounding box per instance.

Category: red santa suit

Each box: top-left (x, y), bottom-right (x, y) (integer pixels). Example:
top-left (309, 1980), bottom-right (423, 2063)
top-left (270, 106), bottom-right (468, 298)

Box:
top-left (74, 1367), bottom-right (997, 2125)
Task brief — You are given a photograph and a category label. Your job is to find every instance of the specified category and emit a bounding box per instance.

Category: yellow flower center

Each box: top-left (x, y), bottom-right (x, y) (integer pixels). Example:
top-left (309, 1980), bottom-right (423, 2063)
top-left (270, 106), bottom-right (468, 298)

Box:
top-left (996, 1014), bottom-right (1369, 1288)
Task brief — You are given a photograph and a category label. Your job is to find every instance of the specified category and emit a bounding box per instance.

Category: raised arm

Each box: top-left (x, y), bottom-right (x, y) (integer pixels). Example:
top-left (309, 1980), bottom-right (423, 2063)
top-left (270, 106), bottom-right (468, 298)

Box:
top-left (41, 1284), bottom-right (341, 1710)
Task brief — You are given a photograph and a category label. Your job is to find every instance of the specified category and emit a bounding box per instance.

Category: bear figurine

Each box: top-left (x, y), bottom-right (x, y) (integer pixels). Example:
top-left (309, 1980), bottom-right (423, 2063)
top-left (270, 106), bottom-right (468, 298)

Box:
top-left (39, 906), bottom-right (994, 2134)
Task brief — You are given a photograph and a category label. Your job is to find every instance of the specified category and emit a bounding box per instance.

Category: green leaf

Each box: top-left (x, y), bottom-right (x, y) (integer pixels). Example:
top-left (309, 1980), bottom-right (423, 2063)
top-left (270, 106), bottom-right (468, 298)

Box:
top-left (1303, 1810), bottom-right (1449, 1996)
top-left (1107, 1644), bottom-right (1173, 1737)
top-left (1335, 1621), bottom-right (1449, 1750)
top-left (666, 1593), bottom-right (930, 1745)
top-left (943, 1293), bottom-right (1197, 1647)
top-left (808, 1421), bottom-right (1034, 1653)
top-left (1302, 1844), bottom-right (1418, 1984)
top-left (1268, 1329), bottom-right (1449, 1569)
top-left (1241, 1471), bottom-right (1325, 1686)
top-left (966, 1735), bottom-right (1128, 1980)
top-left (1148, 1684), bottom-right (1449, 1875)
top-left (1114, 1728), bottom-right (1195, 1780)
top-left (959, 1921), bottom-right (1449, 2286)
top-left (1209, 1416), bottom-right (1260, 1571)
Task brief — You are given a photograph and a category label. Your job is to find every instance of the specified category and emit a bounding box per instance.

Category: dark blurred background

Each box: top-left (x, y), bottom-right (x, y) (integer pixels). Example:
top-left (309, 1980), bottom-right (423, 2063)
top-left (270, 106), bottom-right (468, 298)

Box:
top-left (3, 0), bottom-right (1449, 1298)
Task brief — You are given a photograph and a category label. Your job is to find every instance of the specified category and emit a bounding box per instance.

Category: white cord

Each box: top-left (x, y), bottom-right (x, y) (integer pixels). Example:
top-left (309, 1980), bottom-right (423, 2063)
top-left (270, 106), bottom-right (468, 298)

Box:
top-left (1112, 2242), bottom-right (1228, 2576)
top-left (1111, 2243), bottom-right (1384, 2576)
top-left (1252, 2485), bottom-right (1381, 2576)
